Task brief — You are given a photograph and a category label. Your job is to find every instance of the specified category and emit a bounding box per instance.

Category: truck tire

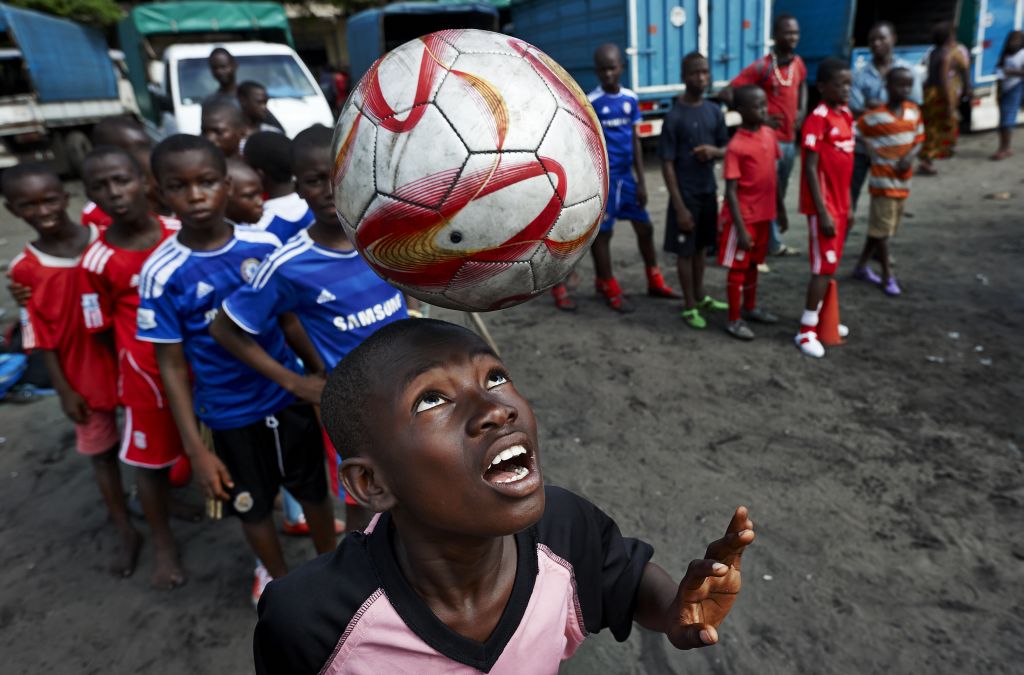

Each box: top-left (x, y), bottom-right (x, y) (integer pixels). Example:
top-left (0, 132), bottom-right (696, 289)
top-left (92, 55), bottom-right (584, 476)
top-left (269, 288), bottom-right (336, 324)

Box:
top-left (62, 130), bottom-right (92, 177)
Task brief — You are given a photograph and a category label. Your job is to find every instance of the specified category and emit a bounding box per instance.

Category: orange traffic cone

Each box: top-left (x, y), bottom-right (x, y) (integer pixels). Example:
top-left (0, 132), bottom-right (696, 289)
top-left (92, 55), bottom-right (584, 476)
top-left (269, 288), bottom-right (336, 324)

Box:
top-left (818, 279), bottom-right (843, 345)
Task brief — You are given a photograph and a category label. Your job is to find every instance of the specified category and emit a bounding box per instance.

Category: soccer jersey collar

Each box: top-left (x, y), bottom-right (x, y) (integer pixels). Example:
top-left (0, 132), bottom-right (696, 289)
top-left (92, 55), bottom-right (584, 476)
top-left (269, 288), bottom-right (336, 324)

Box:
top-left (26, 224), bottom-right (99, 267)
top-left (298, 228), bottom-right (359, 260)
top-left (367, 511), bottom-right (539, 672)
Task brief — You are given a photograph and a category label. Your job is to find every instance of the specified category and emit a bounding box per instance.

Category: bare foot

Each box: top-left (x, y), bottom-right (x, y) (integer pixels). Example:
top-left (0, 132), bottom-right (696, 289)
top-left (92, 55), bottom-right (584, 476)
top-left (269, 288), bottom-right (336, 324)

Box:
top-left (151, 542), bottom-right (187, 590)
top-left (111, 528), bottom-right (142, 578)
top-left (990, 149), bottom-right (1013, 161)
top-left (169, 495), bottom-right (203, 523)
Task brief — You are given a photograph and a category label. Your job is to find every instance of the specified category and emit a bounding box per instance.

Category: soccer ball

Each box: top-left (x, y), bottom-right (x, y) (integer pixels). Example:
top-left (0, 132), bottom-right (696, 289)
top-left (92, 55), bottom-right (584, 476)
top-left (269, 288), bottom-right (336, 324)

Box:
top-left (331, 29), bottom-right (608, 312)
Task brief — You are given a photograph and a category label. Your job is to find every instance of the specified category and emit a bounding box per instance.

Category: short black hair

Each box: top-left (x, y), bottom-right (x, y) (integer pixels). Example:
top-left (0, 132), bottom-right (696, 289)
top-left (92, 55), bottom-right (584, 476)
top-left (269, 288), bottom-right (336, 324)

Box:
top-left (682, 51), bottom-right (707, 74)
top-left (869, 20), bottom-right (896, 39)
top-left (237, 80), bottom-right (266, 100)
top-left (91, 115), bottom-right (149, 147)
top-left (322, 319), bottom-right (491, 458)
top-left (931, 20), bottom-right (954, 47)
top-left (244, 131), bottom-right (293, 184)
top-left (150, 134), bottom-right (226, 182)
top-left (82, 145), bottom-right (144, 177)
top-left (1, 161), bottom-right (61, 200)
top-left (886, 66), bottom-right (914, 85)
top-left (209, 47), bottom-right (234, 62)
top-left (732, 84), bottom-right (763, 110)
top-left (593, 43), bottom-right (622, 65)
top-left (201, 99), bottom-right (245, 127)
top-left (290, 124), bottom-right (332, 174)
top-left (816, 57), bottom-right (851, 86)
top-left (773, 13), bottom-right (797, 34)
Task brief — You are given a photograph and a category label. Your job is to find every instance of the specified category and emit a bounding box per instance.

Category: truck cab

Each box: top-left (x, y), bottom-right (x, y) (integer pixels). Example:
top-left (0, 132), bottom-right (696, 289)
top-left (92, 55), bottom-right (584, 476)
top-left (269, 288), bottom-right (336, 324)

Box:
top-left (155, 41), bottom-right (332, 137)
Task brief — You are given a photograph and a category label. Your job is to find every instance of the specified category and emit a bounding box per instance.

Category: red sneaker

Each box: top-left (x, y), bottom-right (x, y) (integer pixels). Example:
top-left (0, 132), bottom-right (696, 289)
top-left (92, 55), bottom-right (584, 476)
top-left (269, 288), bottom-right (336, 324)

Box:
top-left (282, 516), bottom-right (345, 536)
top-left (646, 269), bottom-right (681, 299)
top-left (551, 283), bottom-right (577, 311)
top-left (597, 277), bottom-right (635, 314)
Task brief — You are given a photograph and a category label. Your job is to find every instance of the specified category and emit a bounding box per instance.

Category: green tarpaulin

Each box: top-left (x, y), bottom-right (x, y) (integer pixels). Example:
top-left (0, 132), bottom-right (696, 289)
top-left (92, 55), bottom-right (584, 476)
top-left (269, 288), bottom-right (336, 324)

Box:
top-left (126, 1), bottom-right (292, 41)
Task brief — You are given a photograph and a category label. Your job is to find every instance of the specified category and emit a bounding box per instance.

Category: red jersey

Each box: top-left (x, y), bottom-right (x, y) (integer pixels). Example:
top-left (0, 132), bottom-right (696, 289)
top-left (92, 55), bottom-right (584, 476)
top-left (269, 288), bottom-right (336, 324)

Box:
top-left (9, 226), bottom-right (118, 412)
top-left (720, 125), bottom-right (781, 226)
top-left (799, 103), bottom-right (855, 217)
top-left (730, 54), bottom-right (807, 142)
top-left (81, 201), bottom-right (112, 230)
top-left (80, 216), bottom-right (181, 410)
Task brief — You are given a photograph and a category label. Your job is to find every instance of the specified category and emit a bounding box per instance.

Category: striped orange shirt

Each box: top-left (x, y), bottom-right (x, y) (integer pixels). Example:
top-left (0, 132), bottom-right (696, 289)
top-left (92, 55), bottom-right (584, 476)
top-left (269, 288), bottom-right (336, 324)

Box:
top-left (856, 101), bottom-right (925, 199)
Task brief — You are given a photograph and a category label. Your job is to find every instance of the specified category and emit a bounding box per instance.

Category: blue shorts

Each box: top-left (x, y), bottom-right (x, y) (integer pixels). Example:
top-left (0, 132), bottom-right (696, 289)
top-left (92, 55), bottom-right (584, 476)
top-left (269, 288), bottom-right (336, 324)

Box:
top-left (999, 82), bottom-right (1023, 129)
top-left (601, 174), bottom-right (650, 232)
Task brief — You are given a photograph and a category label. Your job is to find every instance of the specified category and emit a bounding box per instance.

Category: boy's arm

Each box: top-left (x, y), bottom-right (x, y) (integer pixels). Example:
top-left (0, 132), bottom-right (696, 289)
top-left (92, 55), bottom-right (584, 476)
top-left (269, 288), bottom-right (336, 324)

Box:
top-left (155, 341), bottom-right (235, 501)
top-left (803, 151), bottom-right (835, 237)
top-left (42, 350), bottom-right (89, 423)
top-left (632, 125), bottom-right (647, 208)
top-left (724, 179), bottom-right (750, 250)
top-left (633, 507), bottom-right (755, 649)
top-left (279, 311), bottom-right (327, 376)
top-left (661, 161), bottom-right (694, 232)
top-left (797, 80), bottom-right (808, 131)
top-left (210, 311), bottom-right (325, 404)
top-left (775, 174), bottom-right (789, 233)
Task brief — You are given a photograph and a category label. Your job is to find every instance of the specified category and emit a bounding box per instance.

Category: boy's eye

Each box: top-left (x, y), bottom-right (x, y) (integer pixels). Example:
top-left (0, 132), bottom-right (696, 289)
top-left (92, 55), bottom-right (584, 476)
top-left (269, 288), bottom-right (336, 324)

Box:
top-left (414, 392), bottom-right (447, 413)
top-left (486, 371), bottom-right (509, 389)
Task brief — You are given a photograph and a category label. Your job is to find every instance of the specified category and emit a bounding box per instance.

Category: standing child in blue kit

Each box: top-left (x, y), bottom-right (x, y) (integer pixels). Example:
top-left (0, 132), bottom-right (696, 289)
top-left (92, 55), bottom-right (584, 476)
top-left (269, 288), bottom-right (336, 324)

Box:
top-left (550, 43), bottom-right (678, 312)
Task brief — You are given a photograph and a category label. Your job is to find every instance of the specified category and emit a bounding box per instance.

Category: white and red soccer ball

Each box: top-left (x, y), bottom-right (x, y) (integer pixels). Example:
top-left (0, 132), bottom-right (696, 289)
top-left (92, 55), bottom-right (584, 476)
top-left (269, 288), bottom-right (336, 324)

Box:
top-left (331, 29), bottom-right (609, 311)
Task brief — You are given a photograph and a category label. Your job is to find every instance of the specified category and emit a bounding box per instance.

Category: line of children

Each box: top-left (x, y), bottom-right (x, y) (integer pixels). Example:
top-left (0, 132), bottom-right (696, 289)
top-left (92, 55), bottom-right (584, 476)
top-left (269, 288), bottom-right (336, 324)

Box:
top-left (79, 145), bottom-right (190, 588)
top-left (254, 318), bottom-right (756, 673)
top-left (136, 134), bottom-right (337, 603)
top-left (851, 68), bottom-right (924, 296)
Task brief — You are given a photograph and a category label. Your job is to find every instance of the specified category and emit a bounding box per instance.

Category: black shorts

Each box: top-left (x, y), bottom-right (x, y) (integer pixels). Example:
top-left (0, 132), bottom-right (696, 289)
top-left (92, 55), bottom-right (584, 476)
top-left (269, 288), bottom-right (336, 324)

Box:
top-left (664, 192), bottom-right (718, 257)
top-left (211, 404), bottom-right (328, 523)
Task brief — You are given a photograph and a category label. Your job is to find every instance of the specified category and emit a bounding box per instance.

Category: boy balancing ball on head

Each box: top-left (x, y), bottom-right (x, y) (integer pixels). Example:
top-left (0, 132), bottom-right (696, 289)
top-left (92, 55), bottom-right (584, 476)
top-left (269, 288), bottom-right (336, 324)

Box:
top-left (137, 135), bottom-right (337, 605)
top-left (550, 43), bottom-right (679, 312)
top-left (719, 85), bottom-right (787, 340)
top-left (254, 319), bottom-right (755, 674)
top-left (851, 67), bottom-right (924, 297)
top-left (4, 164), bottom-right (135, 576)
top-left (794, 58), bottom-right (855, 359)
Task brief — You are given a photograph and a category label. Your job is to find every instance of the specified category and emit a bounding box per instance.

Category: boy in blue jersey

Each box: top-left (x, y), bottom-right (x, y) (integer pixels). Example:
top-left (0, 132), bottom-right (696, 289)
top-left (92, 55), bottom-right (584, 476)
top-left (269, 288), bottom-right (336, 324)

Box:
top-left (244, 132), bottom-right (314, 241)
top-left (137, 135), bottom-right (336, 604)
top-left (212, 125), bottom-right (408, 533)
top-left (552, 44), bottom-right (678, 313)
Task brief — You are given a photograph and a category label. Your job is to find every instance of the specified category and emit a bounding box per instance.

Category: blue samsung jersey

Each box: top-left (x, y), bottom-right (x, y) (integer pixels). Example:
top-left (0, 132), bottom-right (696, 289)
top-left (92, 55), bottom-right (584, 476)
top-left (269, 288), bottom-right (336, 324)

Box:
top-left (223, 229), bottom-right (408, 370)
top-left (589, 87), bottom-right (641, 176)
top-left (254, 192), bottom-right (315, 242)
top-left (136, 226), bottom-right (299, 430)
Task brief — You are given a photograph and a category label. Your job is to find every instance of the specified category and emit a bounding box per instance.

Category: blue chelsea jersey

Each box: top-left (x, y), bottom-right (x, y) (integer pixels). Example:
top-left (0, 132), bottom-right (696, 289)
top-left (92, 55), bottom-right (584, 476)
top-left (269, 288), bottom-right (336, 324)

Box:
top-left (222, 229), bottom-right (408, 371)
top-left (136, 226), bottom-right (299, 430)
top-left (589, 87), bottom-right (642, 176)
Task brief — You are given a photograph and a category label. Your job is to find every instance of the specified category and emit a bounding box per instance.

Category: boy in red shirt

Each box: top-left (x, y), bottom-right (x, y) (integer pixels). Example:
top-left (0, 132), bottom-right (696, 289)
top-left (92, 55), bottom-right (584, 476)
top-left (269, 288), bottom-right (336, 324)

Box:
top-left (727, 14), bottom-right (807, 257)
top-left (718, 86), bottom-right (788, 340)
top-left (80, 146), bottom-right (191, 589)
top-left (81, 116), bottom-right (163, 230)
top-left (3, 163), bottom-right (138, 576)
top-left (795, 58), bottom-right (855, 359)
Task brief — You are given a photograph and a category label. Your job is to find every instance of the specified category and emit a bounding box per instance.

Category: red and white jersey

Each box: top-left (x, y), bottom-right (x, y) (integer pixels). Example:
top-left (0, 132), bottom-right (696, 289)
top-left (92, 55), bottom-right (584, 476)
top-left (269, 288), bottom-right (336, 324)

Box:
top-left (80, 215), bottom-right (181, 410)
top-left (9, 226), bottom-right (118, 412)
top-left (799, 103), bottom-right (855, 218)
top-left (80, 201), bottom-right (112, 230)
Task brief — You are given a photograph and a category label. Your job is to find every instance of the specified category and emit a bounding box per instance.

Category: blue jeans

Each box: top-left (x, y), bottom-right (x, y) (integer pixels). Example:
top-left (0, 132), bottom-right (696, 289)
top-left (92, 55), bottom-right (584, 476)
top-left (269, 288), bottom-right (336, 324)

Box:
top-left (771, 141), bottom-right (796, 252)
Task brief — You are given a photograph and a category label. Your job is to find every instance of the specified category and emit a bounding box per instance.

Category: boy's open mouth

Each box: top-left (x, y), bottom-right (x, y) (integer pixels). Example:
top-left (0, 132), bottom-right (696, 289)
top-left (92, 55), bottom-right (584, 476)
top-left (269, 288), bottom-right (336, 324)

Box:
top-left (483, 444), bottom-right (532, 485)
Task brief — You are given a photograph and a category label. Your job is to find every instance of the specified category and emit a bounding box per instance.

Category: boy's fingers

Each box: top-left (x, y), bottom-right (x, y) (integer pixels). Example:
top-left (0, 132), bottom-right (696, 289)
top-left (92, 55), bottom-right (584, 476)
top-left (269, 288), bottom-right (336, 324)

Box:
top-left (680, 558), bottom-right (729, 592)
top-left (671, 623), bottom-right (718, 650)
top-left (705, 529), bottom-right (755, 566)
top-left (725, 506), bottom-right (753, 534)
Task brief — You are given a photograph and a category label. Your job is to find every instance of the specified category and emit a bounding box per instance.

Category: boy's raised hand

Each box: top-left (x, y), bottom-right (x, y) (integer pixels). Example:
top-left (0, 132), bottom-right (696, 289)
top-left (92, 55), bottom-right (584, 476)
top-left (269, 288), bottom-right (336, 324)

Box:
top-left (664, 506), bottom-right (755, 650)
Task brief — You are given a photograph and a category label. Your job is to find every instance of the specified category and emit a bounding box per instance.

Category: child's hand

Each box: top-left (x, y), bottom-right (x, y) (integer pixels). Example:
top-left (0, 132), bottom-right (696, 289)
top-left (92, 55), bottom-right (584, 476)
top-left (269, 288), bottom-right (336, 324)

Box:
top-left (736, 231), bottom-right (752, 252)
top-left (777, 211), bottom-right (789, 233)
top-left (191, 447), bottom-right (235, 502)
top-left (289, 373), bottom-right (327, 405)
top-left (819, 213), bottom-right (836, 238)
top-left (58, 389), bottom-right (90, 424)
top-left (6, 278), bottom-right (31, 306)
top-left (691, 145), bottom-right (717, 163)
top-left (664, 506), bottom-right (755, 650)
top-left (676, 209), bottom-right (695, 233)
top-left (636, 182), bottom-right (648, 208)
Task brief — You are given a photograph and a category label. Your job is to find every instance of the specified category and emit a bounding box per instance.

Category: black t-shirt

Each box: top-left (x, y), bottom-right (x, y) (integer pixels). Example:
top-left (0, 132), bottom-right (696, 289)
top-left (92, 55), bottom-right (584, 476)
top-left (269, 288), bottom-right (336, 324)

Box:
top-left (253, 486), bottom-right (654, 674)
top-left (657, 98), bottom-right (729, 197)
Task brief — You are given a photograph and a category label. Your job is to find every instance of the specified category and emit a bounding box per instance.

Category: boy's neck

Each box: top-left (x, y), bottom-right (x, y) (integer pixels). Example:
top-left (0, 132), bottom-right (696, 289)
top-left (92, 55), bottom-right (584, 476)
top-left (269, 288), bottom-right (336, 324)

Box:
top-left (34, 214), bottom-right (88, 257)
top-left (266, 183), bottom-right (294, 200)
top-left (106, 213), bottom-right (162, 251)
top-left (681, 91), bottom-right (704, 106)
top-left (177, 217), bottom-right (233, 251)
top-left (873, 52), bottom-right (893, 69)
top-left (601, 82), bottom-right (621, 95)
top-left (740, 120), bottom-right (762, 131)
top-left (773, 46), bottom-right (794, 64)
top-left (886, 98), bottom-right (906, 112)
top-left (307, 220), bottom-right (354, 251)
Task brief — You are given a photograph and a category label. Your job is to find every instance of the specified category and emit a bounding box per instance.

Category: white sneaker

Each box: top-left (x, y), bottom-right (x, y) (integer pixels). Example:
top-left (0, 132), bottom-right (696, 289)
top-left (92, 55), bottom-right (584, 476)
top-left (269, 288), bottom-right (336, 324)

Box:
top-left (251, 563), bottom-right (272, 609)
top-left (838, 323), bottom-right (850, 338)
top-left (795, 331), bottom-right (826, 358)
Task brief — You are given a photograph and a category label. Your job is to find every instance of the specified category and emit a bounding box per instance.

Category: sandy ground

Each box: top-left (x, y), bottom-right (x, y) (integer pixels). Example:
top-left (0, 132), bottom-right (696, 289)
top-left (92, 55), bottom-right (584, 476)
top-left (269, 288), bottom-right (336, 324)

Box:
top-left (1, 131), bottom-right (1022, 674)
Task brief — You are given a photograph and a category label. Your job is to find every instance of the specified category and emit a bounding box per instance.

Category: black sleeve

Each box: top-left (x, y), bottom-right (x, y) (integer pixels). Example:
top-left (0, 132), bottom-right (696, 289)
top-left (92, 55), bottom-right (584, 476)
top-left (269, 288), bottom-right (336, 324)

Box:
top-left (253, 537), bottom-right (380, 675)
top-left (534, 486), bottom-right (654, 642)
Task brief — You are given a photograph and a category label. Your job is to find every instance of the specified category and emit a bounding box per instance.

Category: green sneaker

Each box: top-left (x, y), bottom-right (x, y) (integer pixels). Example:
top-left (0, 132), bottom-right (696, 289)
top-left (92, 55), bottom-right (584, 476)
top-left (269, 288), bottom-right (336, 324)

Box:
top-left (680, 308), bottom-right (706, 329)
top-left (699, 295), bottom-right (728, 312)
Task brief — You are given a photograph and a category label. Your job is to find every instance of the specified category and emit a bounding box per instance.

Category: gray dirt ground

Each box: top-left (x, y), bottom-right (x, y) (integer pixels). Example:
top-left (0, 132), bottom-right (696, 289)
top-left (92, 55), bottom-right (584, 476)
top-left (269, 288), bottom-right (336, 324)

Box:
top-left (0, 131), bottom-right (1022, 675)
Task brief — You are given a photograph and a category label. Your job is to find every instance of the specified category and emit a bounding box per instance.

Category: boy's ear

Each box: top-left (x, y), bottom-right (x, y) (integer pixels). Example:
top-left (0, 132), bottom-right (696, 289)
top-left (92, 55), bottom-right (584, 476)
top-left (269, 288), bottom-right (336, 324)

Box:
top-left (340, 458), bottom-right (397, 513)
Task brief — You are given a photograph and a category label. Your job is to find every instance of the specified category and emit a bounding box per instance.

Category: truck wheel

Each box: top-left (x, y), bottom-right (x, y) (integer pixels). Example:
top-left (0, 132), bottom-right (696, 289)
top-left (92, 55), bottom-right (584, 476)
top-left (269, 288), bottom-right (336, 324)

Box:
top-left (62, 130), bottom-right (92, 177)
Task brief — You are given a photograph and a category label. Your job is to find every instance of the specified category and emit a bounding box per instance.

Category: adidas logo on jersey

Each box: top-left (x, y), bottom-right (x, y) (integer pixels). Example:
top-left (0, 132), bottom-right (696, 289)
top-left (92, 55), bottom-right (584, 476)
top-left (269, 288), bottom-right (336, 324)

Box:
top-left (196, 281), bottom-right (214, 299)
top-left (316, 289), bottom-right (336, 305)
